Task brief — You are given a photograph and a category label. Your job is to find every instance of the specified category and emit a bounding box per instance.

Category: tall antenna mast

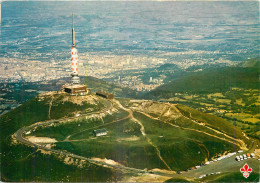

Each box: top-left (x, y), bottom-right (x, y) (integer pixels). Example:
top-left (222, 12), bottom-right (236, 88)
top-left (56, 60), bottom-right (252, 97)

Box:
top-left (64, 13), bottom-right (88, 95)
top-left (72, 13), bottom-right (76, 47)
top-left (70, 13), bottom-right (80, 85)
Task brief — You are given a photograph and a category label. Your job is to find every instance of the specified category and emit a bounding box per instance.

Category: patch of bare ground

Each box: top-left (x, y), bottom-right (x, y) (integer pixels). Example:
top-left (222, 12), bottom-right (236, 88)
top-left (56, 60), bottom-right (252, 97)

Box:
top-left (116, 136), bottom-right (140, 142)
top-left (37, 149), bottom-right (52, 155)
top-left (44, 143), bottom-right (56, 149)
top-left (129, 100), bottom-right (149, 103)
top-left (151, 168), bottom-right (176, 174)
top-left (63, 156), bottom-right (86, 168)
top-left (121, 173), bottom-right (172, 182)
top-left (38, 91), bottom-right (56, 97)
top-left (91, 157), bottom-right (123, 166)
top-left (130, 101), bottom-right (181, 119)
top-left (26, 136), bottom-right (57, 143)
top-left (254, 148), bottom-right (260, 158)
top-left (11, 133), bottom-right (18, 145)
top-left (62, 94), bottom-right (101, 105)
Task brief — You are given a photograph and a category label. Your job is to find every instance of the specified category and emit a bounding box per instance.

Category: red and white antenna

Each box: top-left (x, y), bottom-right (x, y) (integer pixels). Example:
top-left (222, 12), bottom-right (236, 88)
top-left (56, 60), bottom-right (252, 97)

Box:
top-left (70, 13), bottom-right (80, 84)
top-left (71, 46), bottom-right (78, 74)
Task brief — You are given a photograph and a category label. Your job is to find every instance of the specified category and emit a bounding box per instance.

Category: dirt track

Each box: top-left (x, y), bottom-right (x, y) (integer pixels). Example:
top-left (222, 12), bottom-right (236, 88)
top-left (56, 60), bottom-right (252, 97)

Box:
top-left (13, 98), bottom-right (258, 182)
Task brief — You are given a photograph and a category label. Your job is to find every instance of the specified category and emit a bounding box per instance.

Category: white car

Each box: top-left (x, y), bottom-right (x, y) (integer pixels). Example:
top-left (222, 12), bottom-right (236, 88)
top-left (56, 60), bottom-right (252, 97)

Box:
top-left (199, 175), bottom-right (206, 179)
top-left (235, 157), bottom-right (240, 161)
top-left (243, 154), bottom-right (247, 159)
top-left (250, 153), bottom-right (255, 158)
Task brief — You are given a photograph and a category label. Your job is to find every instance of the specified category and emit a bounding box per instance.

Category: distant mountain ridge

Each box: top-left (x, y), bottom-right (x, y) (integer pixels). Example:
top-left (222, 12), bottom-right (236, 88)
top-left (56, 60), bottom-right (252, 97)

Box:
top-left (239, 57), bottom-right (260, 68)
top-left (158, 63), bottom-right (180, 71)
top-left (147, 58), bottom-right (259, 98)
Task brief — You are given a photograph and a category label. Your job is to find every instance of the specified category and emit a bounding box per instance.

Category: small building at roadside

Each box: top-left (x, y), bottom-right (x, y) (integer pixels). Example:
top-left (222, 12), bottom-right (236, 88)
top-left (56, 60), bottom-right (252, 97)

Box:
top-left (93, 128), bottom-right (108, 137)
top-left (96, 91), bottom-right (114, 99)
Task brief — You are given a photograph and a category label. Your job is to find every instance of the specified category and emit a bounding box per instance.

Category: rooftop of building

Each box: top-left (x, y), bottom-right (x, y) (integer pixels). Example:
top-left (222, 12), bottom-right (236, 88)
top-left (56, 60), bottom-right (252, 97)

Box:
top-left (93, 128), bottom-right (107, 134)
top-left (64, 84), bottom-right (86, 89)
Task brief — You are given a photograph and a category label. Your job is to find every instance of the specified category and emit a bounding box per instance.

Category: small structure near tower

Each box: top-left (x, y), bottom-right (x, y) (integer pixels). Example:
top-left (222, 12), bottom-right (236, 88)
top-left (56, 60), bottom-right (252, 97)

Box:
top-left (64, 14), bottom-right (89, 95)
top-left (93, 128), bottom-right (108, 137)
top-left (96, 91), bottom-right (114, 99)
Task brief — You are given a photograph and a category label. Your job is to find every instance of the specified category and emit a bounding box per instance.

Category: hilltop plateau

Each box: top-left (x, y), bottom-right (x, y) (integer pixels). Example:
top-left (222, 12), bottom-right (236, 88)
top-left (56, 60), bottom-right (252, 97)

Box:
top-left (0, 76), bottom-right (140, 116)
top-left (1, 92), bottom-right (259, 182)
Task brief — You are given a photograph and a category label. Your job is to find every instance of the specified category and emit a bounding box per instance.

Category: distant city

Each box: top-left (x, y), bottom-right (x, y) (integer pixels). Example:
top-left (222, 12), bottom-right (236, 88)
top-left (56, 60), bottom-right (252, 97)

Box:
top-left (0, 50), bottom-right (240, 91)
top-left (0, 1), bottom-right (259, 116)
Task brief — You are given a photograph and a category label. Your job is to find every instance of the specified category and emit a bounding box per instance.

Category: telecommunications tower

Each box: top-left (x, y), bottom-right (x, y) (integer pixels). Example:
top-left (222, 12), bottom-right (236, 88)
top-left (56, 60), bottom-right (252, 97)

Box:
top-left (70, 14), bottom-right (80, 84)
top-left (64, 14), bottom-right (88, 95)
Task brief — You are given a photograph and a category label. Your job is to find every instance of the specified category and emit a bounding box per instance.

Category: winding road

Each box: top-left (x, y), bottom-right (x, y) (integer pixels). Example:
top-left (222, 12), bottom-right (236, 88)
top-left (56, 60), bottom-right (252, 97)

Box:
top-left (13, 98), bottom-right (257, 181)
top-left (14, 99), bottom-right (177, 177)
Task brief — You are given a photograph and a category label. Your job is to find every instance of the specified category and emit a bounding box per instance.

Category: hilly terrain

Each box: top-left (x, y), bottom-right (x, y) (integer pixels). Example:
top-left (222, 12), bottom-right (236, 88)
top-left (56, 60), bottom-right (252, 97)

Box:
top-left (239, 57), bottom-right (260, 68)
top-left (147, 58), bottom-right (260, 141)
top-left (1, 76), bottom-right (140, 103)
top-left (1, 91), bottom-right (259, 182)
top-left (148, 66), bottom-right (259, 98)
top-left (0, 76), bottom-right (141, 116)
top-left (148, 58), bottom-right (260, 98)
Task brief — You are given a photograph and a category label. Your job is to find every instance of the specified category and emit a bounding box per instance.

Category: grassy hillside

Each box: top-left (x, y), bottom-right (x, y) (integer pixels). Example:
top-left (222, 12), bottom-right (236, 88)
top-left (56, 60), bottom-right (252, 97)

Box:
top-left (165, 177), bottom-right (190, 182)
top-left (1, 143), bottom-right (117, 182)
top-left (132, 111), bottom-right (237, 171)
top-left (0, 93), bottom-right (120, 182)
top-left (53, 118), bottom-right (165, 170)
top-left (176, 104), bottom-right (248, 144)
top-left (0, 93), bottom-right (253, 181)
top-left (80, 76), bottom-right (139, 98)
top-left (29, 100), bottom-right (242, 172)
top-left (239, 57), bottom-right (260, 68)
top-left (148, 67), bottom-right (259, 98)
top-left (0, 93), bottom-right (104, 139)
top-left (147, 61), bottom-right (260, 141)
